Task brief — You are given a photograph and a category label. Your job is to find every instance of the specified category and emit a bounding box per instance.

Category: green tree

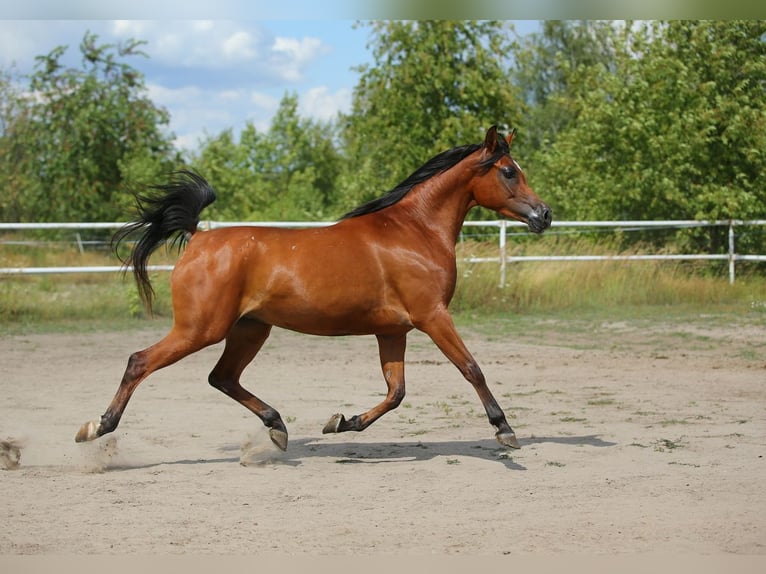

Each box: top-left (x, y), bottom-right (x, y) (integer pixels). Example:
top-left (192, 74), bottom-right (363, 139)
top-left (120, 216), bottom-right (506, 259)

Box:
top-left (194, 93), bottom-right (342, 221)
top-left (529, 21), bottom-right (766, 252)
top-left (512, 20), bottom-right (620, 151)
top-left (0, 66), bottom-right (34, 222)
top-left (0, 31), bottom-right (178, 222)
top-left (339, 20), bottom-right (524, 212)
top-left (192, 127), bottom-right (259, 221)
top-left (255, 94), bottom-right (342, 220)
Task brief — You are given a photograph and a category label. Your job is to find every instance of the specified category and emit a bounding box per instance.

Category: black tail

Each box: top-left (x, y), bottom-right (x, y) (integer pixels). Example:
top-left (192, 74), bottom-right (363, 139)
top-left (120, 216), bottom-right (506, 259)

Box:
top-left (112, 170), bottom-right (216, 311)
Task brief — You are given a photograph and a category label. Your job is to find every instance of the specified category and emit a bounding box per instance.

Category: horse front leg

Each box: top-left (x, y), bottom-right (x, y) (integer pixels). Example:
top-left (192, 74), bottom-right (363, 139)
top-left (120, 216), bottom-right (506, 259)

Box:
top-left (323, 333), bottom-right (407, 434)
top-left (417, 310), bottom-right (520, 449)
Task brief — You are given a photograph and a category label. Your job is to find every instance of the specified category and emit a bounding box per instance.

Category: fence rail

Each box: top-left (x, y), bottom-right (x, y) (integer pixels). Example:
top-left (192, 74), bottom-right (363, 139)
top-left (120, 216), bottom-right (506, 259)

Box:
top-left (2, 219), bottom-right (765, 285)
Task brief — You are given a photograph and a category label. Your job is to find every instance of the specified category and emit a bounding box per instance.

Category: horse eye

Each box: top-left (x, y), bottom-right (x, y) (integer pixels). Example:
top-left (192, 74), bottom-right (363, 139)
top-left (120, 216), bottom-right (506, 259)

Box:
top-left (501, 166), bottom-right (516, 179)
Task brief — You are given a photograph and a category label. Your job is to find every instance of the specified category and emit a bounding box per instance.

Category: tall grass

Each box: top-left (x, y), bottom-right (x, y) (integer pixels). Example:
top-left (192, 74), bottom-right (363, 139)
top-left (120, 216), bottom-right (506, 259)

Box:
top-left (0, 241), bottom-right (173, 329)
top-left (1, 236), bottom-right (764, 331)
top-left (452, 238), bottom-right (766, 316)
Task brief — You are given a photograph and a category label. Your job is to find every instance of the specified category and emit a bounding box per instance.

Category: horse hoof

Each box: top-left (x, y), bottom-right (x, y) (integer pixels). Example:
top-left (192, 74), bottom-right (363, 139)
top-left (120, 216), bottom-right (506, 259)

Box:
top-left (496, 431), bottom-right (520, 449)
top-left (322, 413), bottom-right (345, 434)
top-left (269, 428), bottom-right (288, 452)
top-left (75, 421), bottom-right (100, 443)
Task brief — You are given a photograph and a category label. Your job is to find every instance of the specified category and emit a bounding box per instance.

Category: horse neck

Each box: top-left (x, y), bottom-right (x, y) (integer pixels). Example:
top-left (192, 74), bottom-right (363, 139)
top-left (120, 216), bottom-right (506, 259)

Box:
top-left (395, 165), bottom-right (476, 245)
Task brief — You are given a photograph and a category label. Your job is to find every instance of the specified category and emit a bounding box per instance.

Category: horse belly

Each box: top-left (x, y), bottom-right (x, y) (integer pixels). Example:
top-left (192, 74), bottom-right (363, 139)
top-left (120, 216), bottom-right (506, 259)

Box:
top-left (272, 309), bottom-right (412, 336)
top-left (242, 270), bottom-right (411, 336)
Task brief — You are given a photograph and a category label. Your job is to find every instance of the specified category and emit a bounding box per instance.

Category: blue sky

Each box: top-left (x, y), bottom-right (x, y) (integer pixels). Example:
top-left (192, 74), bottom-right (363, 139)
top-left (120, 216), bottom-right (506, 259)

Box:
top-left (0, 19), bottom-right (541, 151)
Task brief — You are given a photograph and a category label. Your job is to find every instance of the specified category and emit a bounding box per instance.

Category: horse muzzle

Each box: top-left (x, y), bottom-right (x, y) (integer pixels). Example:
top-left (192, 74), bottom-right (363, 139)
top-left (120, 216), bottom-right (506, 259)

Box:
top-left (527, 204), bottom-right (552, 234)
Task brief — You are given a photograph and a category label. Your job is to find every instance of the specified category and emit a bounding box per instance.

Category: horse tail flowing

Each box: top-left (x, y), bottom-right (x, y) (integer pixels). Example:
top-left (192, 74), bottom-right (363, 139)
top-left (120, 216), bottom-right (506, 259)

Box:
top-left (112, 170), bottom-right (216, 311)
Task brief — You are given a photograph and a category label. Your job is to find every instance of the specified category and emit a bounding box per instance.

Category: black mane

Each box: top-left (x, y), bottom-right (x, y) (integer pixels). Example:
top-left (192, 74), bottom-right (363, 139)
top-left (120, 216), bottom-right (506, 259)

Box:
top-left (342, 136), bottom-right (509, 220)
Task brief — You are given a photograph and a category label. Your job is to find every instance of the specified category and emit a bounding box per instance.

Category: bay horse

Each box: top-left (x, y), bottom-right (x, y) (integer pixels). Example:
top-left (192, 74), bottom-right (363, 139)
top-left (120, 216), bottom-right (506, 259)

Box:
top-left (75, 125), bottom-right (552, 452)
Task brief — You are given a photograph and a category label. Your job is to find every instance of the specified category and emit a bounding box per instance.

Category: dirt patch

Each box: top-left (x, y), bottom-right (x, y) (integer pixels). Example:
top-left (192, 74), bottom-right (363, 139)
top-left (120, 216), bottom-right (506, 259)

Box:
top-left (1, 318), bottom-right (764, 554)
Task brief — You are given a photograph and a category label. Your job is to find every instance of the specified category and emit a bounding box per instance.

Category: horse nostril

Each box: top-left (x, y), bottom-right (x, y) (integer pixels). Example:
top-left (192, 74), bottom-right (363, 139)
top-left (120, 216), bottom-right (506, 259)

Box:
top-left (542, 206), bottom-right (552, 225)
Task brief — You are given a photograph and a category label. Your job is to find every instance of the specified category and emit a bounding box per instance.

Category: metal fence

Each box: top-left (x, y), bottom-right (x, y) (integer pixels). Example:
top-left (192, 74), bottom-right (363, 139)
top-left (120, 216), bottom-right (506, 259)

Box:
top-left (2, 219), bottom-right (765, 285)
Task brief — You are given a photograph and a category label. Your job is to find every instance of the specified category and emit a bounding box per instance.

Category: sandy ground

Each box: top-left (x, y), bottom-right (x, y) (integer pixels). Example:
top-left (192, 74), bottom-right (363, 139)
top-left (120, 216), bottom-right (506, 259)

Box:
top-left (1, 315), bottom-right (765, 556)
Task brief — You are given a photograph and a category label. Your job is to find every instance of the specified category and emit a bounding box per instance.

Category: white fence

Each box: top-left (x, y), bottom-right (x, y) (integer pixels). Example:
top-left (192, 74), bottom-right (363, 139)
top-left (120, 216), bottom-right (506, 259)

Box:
top-left (1, 219), bottom-right (765, 285)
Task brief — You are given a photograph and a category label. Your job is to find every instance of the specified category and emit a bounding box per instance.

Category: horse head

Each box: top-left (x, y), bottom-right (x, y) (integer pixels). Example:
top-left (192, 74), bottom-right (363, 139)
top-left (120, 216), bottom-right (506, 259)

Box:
top-left (471, 125), bottom-right (552, 234)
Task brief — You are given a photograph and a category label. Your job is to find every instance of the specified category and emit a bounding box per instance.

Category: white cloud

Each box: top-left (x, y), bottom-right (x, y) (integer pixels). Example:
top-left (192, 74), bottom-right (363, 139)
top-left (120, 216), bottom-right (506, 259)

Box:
top-left (111, 20), bottom-right (147, 37)
top-left (146, 83), bottom-right (202, 107)
top-left (192, 21), bottom-right (215, 33)
top-left (110, 20), bottom-right (264, 69)
top-left (109, 20), bottom-right (328, 80)
top-left (272, 36), bottom-right (324, 63)
top-left (222, 31), bottom-right (256, 61)
top-left (250, 91), bottom-right (280, 111)
top-left (145, 82), bottom-right (242, 149)
top-left (299, 86), bottom-right (352, 122)
top-left (173, 131), bottom-right (206, 151)
top-left (270, 36), bottom-right (327, 82)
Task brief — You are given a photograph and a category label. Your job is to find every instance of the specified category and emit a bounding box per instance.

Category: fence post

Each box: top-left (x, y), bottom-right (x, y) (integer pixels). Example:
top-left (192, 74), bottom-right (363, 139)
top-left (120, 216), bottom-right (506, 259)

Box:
top-left (728, 220), bottom-right (735, 285)
top-left (499, 220), bottom-right (507, 288)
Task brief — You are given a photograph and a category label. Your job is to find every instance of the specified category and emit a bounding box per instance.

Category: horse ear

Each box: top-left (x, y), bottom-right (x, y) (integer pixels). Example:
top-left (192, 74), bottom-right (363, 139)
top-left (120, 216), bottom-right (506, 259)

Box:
top-left (506, 128), bottom-right (517, 147)
top-left (483, 125), bottom-right (499, 153)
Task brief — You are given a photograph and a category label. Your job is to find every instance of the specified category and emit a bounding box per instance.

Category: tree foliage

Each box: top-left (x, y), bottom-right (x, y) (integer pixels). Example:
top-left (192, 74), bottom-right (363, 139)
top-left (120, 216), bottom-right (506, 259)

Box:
top-left (512, 20), bottom-right (620, 151)
top-left (523, 21), bottom-right (766, 251)
top-left (0, 32), bottom-right (178, 222)
top-left (338, 20), bottom-right (524, 211)
top-left (1, 22), bottom-right (764, 256)
top-left (192, 93), bottom-right (342, 221)
top-left (0, 66), bottom-right (31, 222)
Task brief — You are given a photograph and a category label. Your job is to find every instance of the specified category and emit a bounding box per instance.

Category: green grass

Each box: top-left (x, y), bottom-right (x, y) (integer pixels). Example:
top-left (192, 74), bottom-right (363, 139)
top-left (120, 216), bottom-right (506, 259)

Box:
top-left (1, 243), bottom-right (175, 333)
top-left (452, 239), bottom-right (766, 315)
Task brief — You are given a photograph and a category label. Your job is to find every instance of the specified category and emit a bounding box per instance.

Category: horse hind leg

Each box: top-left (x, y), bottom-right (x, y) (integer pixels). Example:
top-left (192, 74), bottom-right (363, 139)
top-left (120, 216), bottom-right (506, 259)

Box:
top-left (75, 324), bottom-right (223, 443)
top-left (323, 333), bottom-right (407, 435)
top-left (207, 318), bottom-right (289, 451)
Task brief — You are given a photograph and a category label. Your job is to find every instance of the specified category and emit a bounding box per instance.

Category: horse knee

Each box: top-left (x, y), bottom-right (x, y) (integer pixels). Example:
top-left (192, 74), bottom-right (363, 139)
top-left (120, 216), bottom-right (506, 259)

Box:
top-left (125, 351), bottom-right (148, 381)
top-left (389, 385), bottom-right (406, 407)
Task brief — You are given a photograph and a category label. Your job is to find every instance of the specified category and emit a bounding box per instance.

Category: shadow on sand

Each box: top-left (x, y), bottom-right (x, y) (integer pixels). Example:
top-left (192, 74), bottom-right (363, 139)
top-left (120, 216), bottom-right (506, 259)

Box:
top-left (103, 433), bottom-right (616, 472)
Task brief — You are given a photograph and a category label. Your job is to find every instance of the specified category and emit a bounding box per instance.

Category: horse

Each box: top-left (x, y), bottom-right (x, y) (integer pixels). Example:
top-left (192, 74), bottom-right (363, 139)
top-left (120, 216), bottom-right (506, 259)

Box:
top-left (75, 125), bottom-right (552, 452)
